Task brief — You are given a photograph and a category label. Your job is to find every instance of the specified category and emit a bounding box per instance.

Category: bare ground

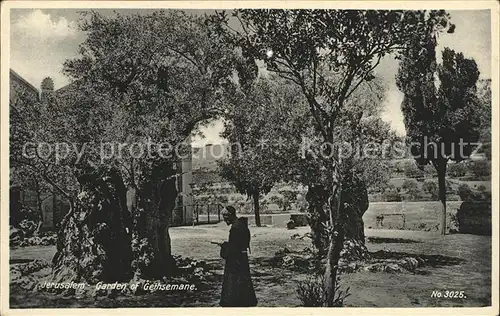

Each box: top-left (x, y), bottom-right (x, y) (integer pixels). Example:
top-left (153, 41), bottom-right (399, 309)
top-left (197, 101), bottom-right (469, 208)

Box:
top-left (9, 224), bottom-right (491, 308)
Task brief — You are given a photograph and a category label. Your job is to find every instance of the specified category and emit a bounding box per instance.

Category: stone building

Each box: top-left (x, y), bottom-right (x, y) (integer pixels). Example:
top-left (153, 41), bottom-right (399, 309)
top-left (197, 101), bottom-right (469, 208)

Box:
top-left (10, 69), bottom-right (39, 102)
top-left (172, 153), bottom-right (194, 225)
top-left (9, 69), bottom-right (67, 229)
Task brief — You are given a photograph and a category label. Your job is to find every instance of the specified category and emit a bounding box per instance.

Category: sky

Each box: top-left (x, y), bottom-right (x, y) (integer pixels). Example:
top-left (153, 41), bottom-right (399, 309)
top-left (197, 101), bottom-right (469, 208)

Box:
top-left (10, 9), bottom-right (492, 146)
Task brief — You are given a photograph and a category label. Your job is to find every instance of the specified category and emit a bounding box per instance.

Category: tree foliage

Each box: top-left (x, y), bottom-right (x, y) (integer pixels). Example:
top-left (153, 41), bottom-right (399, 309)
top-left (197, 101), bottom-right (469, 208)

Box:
top-left (397, 47), bottom-right (481, 164)
top-left (447, 162), bottom-right (467, 178)
top-left (218, 75), bottom-right (311, 225)
top-left (41, 77), bottom-right (54, 90)
top-left (422, 180), bottom-right (439, 200)
top-left (11, 10), bottom-right (241, 283)
top-left (475, 79), bottom-right (492, 159)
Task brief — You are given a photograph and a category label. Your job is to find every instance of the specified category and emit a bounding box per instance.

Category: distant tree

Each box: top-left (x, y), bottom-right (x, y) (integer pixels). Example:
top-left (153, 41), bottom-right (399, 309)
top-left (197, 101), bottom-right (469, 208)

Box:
top-left (404, 160), bottom-right (425, 179)
top-left (219, 76), bottom-right (310, 226)
top-left (447, 162), bottom-right (467, 178)
top-left (423, 164), bottom-right (436, 176)
top-left (10, 88), bottom-right (78, 233)
top-left (10, 167), bottom-right (53, 233)
top-left (402, 179), bottom-right (423, 201)
top-left (382, 184), bottom-right (402, 202)
top-left (281, 190), bottom-right (298, 211)
top-left (397, 45), bottom-right (482, 235)
top-left (40, 77), bottom-right (55, 101)
top-left (41, 77), bottom-right (54, 91)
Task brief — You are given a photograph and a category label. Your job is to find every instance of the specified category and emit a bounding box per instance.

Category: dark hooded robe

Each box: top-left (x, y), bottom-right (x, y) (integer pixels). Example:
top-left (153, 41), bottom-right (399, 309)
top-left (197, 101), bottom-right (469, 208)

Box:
top-left (219, 217), bottom-right (257, 307)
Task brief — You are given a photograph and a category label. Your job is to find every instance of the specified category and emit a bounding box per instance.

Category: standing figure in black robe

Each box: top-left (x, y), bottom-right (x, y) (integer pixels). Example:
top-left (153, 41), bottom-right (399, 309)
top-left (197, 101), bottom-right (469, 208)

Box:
top-left (219, 206), bottom-right (257, 307)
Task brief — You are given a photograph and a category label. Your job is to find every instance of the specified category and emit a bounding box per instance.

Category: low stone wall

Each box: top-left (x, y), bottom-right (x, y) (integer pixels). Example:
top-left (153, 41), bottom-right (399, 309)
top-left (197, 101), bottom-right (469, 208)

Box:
top-left (246, 213), bottom-right (308, 228)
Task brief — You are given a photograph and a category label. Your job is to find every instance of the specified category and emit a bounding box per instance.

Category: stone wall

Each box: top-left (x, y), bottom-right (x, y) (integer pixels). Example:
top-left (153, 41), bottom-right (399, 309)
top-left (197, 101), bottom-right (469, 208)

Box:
top-left (246, 213), bottom-right (308, 227)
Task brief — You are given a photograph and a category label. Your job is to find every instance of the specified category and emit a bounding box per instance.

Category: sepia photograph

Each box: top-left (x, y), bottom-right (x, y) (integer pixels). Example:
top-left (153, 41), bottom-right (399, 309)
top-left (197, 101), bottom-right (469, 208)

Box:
top-left (1, 1), bottom-right (498, 314)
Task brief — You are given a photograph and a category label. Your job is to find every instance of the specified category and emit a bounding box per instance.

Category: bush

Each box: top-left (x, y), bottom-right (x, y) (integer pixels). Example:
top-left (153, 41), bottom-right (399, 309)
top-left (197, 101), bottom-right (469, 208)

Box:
top-left (422, 180), bottom-right (439, 200)
top-left (458, 183), bottom-right (472, 201)
top-left (215, 195), bottom-right (229, 204)
top-left (393, 160), bottom-right (407, 173)
top-left (10, 203), bottom-right (42, 238)
top-left (10, 201), bottom-right (41, 224)
top-left (296, 275), bottom-right (350, 307)
top-left (382, 185), bottom-right (401, 202)
top-left (458, 183), bottom-right (491, 202)
top-left (295, 193), bottom-right (308, 212)
top-left (281, 190), bottom-right (297, 211)
top-left (423, 164), bottom-right (436, 176)
top-left (296, 276), bottom-right (325, 307)
top-left (471, 160), bottom-right (491, 179)
top-left (445, 179), bottom-right (454, 193)
top-left (402, 179), bottom-right (423, 201)
top-left (404, 161), bottom-right (424, 179)
top-left (449, 212), bottom-right (459, 234)
top-left (477, 184), bottom-right (487, 192)
top-left (270, 195), bottom-right (285, 210)
top-left (448, 162), bottom-right (468, 178)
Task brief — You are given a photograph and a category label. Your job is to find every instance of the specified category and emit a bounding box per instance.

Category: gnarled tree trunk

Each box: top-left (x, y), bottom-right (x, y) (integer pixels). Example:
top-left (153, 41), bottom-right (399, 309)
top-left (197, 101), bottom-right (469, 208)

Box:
top-left (434, 158), bottom-right (448, 235)
top-left (51, 166), bottom-right (133, 284)
top-left (305, 185), bottom-right (330, 255)
top-left (132, 161), bottom-right (178, 280)
top-left (252, 192), bottom-right (261, 227)
top-left (306, 174), bottom-right (369, 306)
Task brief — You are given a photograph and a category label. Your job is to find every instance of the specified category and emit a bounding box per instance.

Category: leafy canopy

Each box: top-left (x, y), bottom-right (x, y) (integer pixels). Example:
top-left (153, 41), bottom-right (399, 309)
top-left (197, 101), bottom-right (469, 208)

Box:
top-left (211, 9), bottom-right (454, 141)
top-left (397, 46), bottom-right (482, 164)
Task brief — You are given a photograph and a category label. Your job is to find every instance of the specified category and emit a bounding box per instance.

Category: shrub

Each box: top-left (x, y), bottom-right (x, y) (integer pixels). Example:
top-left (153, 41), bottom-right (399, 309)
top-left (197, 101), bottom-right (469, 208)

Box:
top-left (270, 195), bottom-right (284, 210)
top-left (402, 179), bottom-right (423, 201)
top-left (369, 193), bottom-right (383, 202)
top-left (296, 276), bottom-right (325, 307)
top-left (458, 183), bottom-right (472, 201)
top-left (296, 274), bottom-right (350, 307)
top-left (404, 161), bottom-right (424, 179)
top-left (382, 185), bottom-right (401, 202)
top-left (422, 180), bottom-right (439, 200)
top-left (260, 200), bottom-right (269, 213)
top-left (10, 204), bottom-right (42, 237)
top-left (471, 160), bottom-right (491, 179)
top-left (295, 193), bottom-right (308, 212)
top-left (458, 183), bottom-right (491, 202)
top-left (423, 164), bottom-right (436, 176)
top-left (448, 212), bottom-right (459, 234)
top-left (448, 162), bottom-right (468, 178)
top-left (477, 184), bottom-right (487, 192)
top-left (445, 179), bottom-right (454, 193)
top-left (281, 190), bottom-right (297, 211)
top-left (457, 183), bottom-right (479, 202)
top-left (393, 160), bottom-right (406, 173)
